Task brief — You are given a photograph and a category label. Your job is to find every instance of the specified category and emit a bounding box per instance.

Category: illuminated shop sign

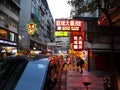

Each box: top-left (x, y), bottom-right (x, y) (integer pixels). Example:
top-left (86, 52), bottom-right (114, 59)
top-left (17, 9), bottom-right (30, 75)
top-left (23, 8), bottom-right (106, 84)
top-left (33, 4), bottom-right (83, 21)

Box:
top-left (27, 21), bottom-right (36, 35)
top-left (55, 19), bottom-right (84, 31)
top-left (0, 40), bottom-right (17, 46)
top-left (0, 29), bottom-right (7, 39)
top-left (54, 31), bottom-right (68, 37)
top-left (70, 31), bottom-right (84, 50)
top-left (73, 35), bottom-right (83, 50)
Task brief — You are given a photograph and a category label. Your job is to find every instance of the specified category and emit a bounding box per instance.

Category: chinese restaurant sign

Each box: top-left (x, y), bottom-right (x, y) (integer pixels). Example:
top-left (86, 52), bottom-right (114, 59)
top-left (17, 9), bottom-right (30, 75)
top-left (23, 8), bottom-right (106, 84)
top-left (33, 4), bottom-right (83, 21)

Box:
top-left (27, 21), bottom-right (36, 35)
top-left (70, 31), bottom-right (84, 50)
top-left (73, 35), bottom-right (83, 50)
top-left (55, 19), bottom-right (84, 31)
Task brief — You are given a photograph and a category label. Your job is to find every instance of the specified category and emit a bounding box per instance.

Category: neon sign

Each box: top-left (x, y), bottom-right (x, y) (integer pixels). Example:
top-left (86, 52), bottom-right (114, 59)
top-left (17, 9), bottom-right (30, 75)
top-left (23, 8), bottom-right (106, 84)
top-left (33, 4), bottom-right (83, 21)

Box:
top-left (55, 19), bottom-right (84, 31)
top-left (0, 40), bottom-right (17, 46)
top-left (73, 35), bottom-right (83, 50)
top-left (27, 21), bottom-right (36, 35)
top-left (70, 31), bottom-right (84, 50)
top-left (54, 31), bottom-right (68, 37)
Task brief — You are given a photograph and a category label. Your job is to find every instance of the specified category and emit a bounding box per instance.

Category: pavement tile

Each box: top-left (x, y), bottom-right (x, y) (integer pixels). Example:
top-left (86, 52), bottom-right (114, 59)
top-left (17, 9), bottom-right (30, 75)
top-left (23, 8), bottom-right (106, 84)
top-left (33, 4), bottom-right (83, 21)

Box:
top-left (60, 64), bottom-right (120, 90)
top-left (67, 67), bottom-right (105, 90)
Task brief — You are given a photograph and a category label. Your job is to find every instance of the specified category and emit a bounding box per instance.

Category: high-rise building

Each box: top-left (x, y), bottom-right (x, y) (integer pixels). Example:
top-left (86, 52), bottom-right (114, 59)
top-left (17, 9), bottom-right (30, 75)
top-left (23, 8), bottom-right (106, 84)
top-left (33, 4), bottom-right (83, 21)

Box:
top-left (19, 0), bottom-right (55, 51)
top-left (0, 0), bottom-right (20, 57)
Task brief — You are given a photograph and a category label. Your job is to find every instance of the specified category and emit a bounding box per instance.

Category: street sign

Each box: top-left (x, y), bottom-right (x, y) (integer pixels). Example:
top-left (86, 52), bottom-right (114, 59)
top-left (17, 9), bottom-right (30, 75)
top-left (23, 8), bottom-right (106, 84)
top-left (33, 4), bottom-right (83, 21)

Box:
top-left (47, 42), bottom-right (57, 46)
top-left (55, 37), bottom-right (69, 42)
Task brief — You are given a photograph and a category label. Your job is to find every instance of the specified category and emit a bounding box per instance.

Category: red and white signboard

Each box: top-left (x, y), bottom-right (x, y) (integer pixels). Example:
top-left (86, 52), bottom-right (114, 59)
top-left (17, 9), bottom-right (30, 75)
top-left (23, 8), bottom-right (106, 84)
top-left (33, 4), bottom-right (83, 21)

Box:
top-left (70, 31), bottom-right (84, 50)
top-left (55, 19), bottom-right (84, 31)
top-left (73, 35), bottom-right (83, 50)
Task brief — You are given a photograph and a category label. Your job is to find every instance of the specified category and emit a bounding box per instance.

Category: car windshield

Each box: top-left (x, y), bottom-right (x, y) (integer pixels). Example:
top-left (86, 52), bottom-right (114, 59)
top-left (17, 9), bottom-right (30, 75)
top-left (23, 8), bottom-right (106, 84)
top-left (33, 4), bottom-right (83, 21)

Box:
top-left (0, 57), bottom-right (28, 90)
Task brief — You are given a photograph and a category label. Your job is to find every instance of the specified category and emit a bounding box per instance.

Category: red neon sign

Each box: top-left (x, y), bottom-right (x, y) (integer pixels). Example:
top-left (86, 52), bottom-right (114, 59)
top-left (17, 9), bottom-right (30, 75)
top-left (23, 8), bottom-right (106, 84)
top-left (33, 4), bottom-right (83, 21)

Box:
top-left (27, 22), bottom-right (36, 35)
top-left (55, 19), bottom-right (84, 31)
top-left (73, 36), bottom-right (83, 50)
top-left (70, 31), bottom-right (84, 50)
top-left (56, 20), bottom-right (82, 26)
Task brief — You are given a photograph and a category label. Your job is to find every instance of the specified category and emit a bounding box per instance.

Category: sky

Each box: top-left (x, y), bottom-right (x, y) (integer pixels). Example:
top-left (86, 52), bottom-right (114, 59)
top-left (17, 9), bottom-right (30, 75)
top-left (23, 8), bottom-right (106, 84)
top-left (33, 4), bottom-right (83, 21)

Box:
top-left (47, 0), bottom-right (71, 20)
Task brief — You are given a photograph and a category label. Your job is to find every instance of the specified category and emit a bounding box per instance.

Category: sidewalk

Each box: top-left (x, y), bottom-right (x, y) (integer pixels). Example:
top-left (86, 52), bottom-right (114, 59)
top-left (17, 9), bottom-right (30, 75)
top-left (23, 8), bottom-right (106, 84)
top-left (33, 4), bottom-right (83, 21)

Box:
top-left (66, 67), bottom-right (106, 90)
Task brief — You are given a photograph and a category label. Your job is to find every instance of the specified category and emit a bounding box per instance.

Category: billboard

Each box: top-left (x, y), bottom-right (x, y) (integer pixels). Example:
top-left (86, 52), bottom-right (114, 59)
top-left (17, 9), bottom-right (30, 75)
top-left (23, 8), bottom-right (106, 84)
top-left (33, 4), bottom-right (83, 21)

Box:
top-left (55, 19), bottom-right (84, 31)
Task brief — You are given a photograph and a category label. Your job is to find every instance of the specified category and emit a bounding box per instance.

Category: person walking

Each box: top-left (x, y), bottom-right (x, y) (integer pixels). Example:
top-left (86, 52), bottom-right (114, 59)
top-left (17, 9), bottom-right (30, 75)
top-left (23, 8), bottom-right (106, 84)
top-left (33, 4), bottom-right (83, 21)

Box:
top-left (71, 55), bottom-right (76, 71)
top-left (66, 55), bottom-right (71, 69)
top-left (78, 57), bottom-right (84, 73)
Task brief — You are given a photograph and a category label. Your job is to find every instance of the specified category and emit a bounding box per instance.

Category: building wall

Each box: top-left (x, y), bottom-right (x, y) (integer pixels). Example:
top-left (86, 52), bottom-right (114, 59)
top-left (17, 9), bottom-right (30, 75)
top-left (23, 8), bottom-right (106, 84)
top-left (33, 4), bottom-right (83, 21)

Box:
top-left (19, 0), bottom-right (55, 50)
top-left (19, 0), bottom-right (32, 49)
top-left (0, 1), bottom-right (20, 43)
top-left (0, 0), bottom-right (20, 57)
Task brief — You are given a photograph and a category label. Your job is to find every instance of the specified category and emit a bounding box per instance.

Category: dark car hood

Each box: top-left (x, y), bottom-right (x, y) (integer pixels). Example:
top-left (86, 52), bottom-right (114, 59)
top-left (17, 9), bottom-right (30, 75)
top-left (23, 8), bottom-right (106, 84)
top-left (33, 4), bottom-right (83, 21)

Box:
top-left (15, 58), bottom-right (50, 90)
top-left (0, 56), bottom-right (50, 90)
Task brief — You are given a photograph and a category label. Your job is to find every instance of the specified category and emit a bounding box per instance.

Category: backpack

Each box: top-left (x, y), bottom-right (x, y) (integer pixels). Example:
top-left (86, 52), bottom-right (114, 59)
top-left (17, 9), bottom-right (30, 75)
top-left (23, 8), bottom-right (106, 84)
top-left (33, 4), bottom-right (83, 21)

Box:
top-left (79, 58), bottom-right (84, 65)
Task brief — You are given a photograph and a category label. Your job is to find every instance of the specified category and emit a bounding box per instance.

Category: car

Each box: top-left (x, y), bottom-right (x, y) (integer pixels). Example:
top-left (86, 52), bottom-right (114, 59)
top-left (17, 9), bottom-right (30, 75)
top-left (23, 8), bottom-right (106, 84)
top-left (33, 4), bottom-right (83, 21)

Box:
top-left (0, 55), bottom-right (59, 90)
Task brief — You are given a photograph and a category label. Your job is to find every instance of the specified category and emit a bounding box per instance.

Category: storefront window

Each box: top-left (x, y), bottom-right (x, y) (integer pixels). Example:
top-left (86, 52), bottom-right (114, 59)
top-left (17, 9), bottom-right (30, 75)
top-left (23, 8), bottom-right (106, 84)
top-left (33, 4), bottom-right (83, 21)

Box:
top-left (10, 32), bottom-right (15, 41)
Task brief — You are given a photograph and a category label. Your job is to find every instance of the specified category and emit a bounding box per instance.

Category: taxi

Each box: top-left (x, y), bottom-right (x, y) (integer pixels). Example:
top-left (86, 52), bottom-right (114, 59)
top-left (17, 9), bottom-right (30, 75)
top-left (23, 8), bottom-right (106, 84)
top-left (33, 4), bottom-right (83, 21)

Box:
top-left (0, 55), bottom-right (59, 90)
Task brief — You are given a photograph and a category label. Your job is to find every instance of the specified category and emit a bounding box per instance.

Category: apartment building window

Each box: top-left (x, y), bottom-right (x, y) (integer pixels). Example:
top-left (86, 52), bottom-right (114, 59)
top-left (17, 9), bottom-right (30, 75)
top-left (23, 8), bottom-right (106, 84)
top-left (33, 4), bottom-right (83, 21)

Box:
top-left (9, 32), bottom-right (17, 42)
top-left (9, 17), bottom-right (18, 28)
top-left (1, 0), bottom-right (19, 15)
top-left (10, 33), bottom-right (14, 41)
top-left (0, 11), bottom-right (18, 28)
top-left (0, 11), bottom-right (5, 21)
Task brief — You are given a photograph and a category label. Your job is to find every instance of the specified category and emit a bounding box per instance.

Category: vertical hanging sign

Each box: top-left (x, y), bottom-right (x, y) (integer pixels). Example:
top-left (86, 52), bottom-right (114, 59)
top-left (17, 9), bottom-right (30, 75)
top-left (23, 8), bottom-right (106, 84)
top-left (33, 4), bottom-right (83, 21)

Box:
top-left (73, 35), bottom-right (83, 50)
top-left (27, 21), bottom-right (36, 35)
top-left (70, 31), bottom-right (84, 51)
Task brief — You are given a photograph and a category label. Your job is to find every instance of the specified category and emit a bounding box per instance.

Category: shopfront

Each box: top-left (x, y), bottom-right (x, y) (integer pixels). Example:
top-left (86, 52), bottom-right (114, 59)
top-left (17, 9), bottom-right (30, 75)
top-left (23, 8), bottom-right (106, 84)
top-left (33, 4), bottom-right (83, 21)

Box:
top-left (0, 28), bottom-right (18, 58)
top-left (0, 39), bottom-right (17, 58)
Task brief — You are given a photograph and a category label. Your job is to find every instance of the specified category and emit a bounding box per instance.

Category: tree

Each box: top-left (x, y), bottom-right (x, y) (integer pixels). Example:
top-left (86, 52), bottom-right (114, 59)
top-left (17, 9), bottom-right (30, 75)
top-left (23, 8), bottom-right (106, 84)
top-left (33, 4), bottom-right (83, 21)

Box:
top-left (68, 0), bottom-right (120, 26)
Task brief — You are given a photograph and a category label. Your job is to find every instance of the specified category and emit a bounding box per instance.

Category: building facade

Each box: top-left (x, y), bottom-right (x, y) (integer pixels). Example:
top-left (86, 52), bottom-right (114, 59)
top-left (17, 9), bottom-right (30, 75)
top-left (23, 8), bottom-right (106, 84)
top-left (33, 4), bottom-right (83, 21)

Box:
top-left (70, 0), bottom-right (120, 72)
top-left (0, 0), bottom-right (20, 58)
top-left (19, 0), bottom-right (55, 52)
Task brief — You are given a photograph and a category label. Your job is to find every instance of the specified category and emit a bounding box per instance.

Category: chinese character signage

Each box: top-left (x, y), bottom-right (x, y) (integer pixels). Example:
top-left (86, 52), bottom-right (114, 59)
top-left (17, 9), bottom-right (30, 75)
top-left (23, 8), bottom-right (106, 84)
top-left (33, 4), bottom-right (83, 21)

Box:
top-left (27, 21), bottom-right (36, 35)
top-left (73, 35), bottom-right (83, 50)
top-left (70, 31), bottom-right (84, 50)
top-left (55, 19), bottom-right (84, 31)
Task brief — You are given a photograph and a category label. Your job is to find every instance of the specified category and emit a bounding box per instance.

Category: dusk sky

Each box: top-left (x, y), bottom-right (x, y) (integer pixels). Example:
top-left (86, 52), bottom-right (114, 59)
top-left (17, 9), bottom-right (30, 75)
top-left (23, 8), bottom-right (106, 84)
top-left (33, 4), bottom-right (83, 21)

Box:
top-left (47, 0), bottom-right (71, 20)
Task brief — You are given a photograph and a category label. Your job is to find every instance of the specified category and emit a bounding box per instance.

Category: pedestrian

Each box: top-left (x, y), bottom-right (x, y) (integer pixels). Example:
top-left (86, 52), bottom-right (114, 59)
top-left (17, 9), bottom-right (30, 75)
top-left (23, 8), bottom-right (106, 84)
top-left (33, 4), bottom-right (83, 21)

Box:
top-left (66, 55), bottom-right (71, 69)
top-left (71, 55), bottom-right (76, 71)
top-left (78, 57), bottom-right (84, 73)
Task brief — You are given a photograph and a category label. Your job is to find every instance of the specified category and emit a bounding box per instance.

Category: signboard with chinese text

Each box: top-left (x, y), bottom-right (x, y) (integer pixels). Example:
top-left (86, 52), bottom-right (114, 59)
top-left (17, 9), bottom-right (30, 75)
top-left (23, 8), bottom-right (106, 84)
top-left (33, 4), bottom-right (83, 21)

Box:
top-left (70, 31), bottom-right (84, 50)
top-left (55, 19), bottom-right (84, 31)
top-left (73, 35), bottom-right (83, 50)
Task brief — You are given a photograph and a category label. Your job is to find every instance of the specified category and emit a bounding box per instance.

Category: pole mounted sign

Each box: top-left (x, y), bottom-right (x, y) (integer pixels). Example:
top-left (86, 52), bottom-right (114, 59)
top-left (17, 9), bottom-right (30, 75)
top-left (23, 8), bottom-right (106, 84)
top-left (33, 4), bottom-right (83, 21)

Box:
top-left (27, 21), bottom-right (36, 35)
